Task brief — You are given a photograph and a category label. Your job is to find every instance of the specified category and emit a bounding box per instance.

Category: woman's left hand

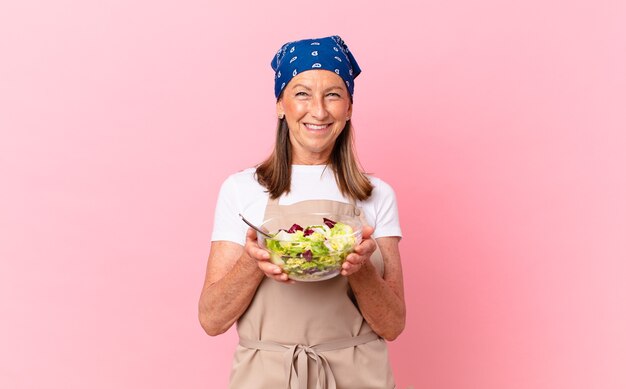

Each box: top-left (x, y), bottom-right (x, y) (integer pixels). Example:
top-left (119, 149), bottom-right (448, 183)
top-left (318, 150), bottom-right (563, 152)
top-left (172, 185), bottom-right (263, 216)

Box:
top-left (341, 226), bottom-right (376, 276)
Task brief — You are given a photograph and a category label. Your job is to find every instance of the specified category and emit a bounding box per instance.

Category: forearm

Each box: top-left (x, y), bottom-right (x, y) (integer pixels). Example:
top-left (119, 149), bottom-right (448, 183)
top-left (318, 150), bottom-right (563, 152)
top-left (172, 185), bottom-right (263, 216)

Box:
top-left (348, 259), bottom-right (406, 341)
top-left (198, 253), bottom-right (265, 336)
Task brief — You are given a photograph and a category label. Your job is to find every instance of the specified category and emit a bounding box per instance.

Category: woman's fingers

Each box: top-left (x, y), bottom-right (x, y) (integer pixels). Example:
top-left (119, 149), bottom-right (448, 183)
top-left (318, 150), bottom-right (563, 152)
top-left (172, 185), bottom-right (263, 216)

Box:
top-left (257, 261), bottom-right (289, 281)
top-left (245, 228), bottom-right (270, 260)
top-left (256, 258), bottom-right (281, 275)
top-left (342, 251), bottom-right (364, 275)
top-left (342, 226), bottom-right (376, 276)
top-left (341, 252), bottom-right (364, 275)
top-left (361, 225), bottom-right (374, 240)
top-left (255, 254), bottom-right (291, 282)
top-left (250, 246), bottom-right (271, 261)
top-left (354, 237), bottom-right (376, 256)
top-left (245, 228), bottom-right (292, 283)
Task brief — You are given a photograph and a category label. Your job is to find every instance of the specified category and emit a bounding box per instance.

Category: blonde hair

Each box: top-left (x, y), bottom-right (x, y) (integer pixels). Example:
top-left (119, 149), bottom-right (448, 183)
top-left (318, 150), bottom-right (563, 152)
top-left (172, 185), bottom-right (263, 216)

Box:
top-left (255, 119), bottom-right (373, 201)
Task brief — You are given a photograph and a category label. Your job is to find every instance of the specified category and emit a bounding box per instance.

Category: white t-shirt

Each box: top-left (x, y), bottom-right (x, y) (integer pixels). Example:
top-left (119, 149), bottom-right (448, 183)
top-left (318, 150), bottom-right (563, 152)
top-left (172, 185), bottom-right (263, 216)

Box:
top-left (211, 165), bottom-right (402, 246)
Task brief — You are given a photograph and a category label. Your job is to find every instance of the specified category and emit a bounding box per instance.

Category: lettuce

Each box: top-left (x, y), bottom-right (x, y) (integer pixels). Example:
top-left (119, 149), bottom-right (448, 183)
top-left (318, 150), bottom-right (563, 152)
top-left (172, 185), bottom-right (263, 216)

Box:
top-left (264, 218), bottom-right (357, 280)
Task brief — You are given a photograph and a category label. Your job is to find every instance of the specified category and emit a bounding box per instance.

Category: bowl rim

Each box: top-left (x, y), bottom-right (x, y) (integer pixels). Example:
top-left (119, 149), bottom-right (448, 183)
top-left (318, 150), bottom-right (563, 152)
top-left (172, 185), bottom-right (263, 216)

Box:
top-left (257, 212), bottom-right (363, 244)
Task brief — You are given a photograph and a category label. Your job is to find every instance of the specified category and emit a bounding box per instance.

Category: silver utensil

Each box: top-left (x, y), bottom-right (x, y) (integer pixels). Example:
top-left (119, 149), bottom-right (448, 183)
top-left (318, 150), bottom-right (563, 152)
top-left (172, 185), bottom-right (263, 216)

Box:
top-left (238, 213), bottom-right (273, 238)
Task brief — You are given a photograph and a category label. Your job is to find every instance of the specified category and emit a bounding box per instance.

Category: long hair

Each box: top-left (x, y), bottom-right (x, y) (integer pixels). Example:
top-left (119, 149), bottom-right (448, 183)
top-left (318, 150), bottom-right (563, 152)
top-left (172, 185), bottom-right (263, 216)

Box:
top-left (255, 118), bottom-right (373, 201)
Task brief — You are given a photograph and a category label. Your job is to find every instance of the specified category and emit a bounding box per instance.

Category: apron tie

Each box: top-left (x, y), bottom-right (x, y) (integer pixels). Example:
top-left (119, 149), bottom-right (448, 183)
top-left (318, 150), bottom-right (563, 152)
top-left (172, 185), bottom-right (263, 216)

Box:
top-left (240, 332), bottom-right (380, 389)
top-left (285, 344), bottom-right (336, 389)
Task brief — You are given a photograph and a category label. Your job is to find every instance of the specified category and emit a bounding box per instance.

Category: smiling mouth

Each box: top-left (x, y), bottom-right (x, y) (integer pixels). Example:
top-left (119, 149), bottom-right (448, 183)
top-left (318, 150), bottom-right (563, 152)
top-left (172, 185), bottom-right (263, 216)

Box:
top-left (304, 123), bottom-right (332, 130)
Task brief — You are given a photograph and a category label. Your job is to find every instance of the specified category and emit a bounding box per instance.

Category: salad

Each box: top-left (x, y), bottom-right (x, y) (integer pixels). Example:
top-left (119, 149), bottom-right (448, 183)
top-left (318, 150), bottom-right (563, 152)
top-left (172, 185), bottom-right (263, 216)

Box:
top-left (263, 217), bottom-right (359, 281)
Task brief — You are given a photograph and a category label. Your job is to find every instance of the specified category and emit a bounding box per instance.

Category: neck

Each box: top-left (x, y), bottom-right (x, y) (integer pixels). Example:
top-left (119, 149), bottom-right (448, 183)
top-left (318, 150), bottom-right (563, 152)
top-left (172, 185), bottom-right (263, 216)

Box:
top-left (291, 152), bottom-right (331, 166)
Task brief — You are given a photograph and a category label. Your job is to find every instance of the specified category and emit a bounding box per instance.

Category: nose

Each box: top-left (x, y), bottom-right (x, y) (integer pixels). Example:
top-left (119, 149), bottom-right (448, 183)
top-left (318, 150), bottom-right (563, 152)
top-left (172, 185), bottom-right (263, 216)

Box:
top-left (310, 95), bottom-right (329, 120)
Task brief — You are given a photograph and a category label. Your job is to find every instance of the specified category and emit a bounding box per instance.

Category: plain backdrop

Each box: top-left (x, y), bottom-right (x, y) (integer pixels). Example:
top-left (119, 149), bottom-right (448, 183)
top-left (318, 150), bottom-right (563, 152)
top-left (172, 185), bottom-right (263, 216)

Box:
top-left (1, 0), bottom-right (625, 388)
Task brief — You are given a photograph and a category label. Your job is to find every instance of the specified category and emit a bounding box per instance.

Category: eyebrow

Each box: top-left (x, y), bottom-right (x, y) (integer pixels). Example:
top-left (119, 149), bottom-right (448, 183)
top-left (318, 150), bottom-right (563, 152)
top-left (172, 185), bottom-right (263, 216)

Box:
top-left (290, 84), bottom-right (345, 92)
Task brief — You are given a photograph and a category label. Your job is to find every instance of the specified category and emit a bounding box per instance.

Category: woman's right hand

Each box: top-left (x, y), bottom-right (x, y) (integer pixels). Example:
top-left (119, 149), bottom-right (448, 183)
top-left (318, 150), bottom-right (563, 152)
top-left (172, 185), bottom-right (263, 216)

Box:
top-left (244, 228), bottom-right (294, 283)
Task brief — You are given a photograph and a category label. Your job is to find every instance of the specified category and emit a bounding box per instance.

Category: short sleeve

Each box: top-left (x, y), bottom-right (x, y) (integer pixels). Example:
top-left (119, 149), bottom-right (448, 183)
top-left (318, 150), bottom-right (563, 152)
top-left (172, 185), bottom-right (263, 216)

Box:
top-left (371, 180), bottom-right (402, 239)
top-left (210, 176), bottom-right (247, 246)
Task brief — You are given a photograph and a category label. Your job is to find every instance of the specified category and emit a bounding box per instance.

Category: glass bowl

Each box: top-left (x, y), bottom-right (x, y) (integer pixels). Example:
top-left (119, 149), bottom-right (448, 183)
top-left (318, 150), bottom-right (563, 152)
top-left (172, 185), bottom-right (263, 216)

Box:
top-left (256, 212), bottom-right (362, 282)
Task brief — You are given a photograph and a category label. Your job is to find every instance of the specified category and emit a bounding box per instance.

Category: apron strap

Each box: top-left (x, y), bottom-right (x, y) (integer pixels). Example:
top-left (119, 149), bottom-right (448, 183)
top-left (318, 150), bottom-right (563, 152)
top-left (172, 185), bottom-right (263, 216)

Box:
top-left (265, 196), bottom-right (361, 217)
top-left (239, 332), bottom-right (381, 389)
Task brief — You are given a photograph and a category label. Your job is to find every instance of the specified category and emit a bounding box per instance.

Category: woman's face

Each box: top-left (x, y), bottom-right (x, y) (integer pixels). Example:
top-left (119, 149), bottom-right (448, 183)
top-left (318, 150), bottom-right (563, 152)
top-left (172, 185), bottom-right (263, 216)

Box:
top-left (277, 70), bottom-right (352, 165)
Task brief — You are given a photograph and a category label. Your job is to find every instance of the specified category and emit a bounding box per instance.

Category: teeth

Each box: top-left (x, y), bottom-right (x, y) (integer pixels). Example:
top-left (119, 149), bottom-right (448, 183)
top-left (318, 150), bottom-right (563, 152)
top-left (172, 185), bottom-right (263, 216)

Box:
top-left (306, 124), bottom-right (328, 130)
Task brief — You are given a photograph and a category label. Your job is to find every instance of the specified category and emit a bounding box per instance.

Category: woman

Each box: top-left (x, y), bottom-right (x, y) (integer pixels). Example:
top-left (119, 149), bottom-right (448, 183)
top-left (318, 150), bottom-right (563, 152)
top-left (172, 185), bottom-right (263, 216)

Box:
top-left (198, 35), bottom-right (405, 389)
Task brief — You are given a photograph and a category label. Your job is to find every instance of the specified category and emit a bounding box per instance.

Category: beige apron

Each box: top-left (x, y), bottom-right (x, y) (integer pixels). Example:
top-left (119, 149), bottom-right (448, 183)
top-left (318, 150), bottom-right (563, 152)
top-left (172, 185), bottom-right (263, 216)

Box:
top-left (229, 198), bottom-right (396, 389)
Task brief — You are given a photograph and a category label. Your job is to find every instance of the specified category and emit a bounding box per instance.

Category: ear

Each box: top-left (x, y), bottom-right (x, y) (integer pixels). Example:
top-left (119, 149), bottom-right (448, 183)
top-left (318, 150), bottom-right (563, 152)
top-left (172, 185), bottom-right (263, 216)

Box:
top-left (346, 102), bottom-right (353, 120)
top-left (276, 100), bottom-right (285, 119)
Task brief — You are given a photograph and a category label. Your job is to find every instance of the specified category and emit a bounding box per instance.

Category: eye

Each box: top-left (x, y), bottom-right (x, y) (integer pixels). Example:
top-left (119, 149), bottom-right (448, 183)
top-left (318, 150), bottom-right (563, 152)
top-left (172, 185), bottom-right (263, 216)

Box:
top-left (295, 91), bottom-right (309, 97)
top-left (326, 92), bottom-right (341, 98)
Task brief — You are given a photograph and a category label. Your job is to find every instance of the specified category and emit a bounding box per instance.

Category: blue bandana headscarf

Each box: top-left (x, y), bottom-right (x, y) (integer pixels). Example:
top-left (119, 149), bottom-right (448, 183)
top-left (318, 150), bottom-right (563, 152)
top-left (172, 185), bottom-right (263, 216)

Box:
top-left (271, 35), bottom-right (362, 99)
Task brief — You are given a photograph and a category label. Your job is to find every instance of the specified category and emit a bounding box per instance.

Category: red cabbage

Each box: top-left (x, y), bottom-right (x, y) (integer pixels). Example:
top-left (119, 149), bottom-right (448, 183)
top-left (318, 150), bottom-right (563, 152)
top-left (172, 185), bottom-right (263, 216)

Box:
top-left (323, 218), bottom-right (336, 228)
top-left (287, 224), bottom-right (304, 233)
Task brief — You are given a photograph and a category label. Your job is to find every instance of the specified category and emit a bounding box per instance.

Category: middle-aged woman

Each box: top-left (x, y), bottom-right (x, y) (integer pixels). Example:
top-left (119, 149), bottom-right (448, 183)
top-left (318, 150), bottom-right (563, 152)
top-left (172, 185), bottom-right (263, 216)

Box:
top-left (199, 35), bottom-right (405, 389)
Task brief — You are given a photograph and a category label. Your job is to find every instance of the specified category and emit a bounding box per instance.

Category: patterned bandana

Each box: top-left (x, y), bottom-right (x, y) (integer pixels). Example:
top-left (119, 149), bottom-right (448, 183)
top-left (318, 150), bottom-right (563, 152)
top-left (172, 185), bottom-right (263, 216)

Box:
top-left (271, 35), bottom-right (362, 99)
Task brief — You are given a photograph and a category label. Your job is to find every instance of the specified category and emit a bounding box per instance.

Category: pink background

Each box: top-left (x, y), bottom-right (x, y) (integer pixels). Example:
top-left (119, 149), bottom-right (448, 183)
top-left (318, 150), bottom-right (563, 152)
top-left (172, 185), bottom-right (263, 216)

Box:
top-left (1, 0), bottom-right (625, 388)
